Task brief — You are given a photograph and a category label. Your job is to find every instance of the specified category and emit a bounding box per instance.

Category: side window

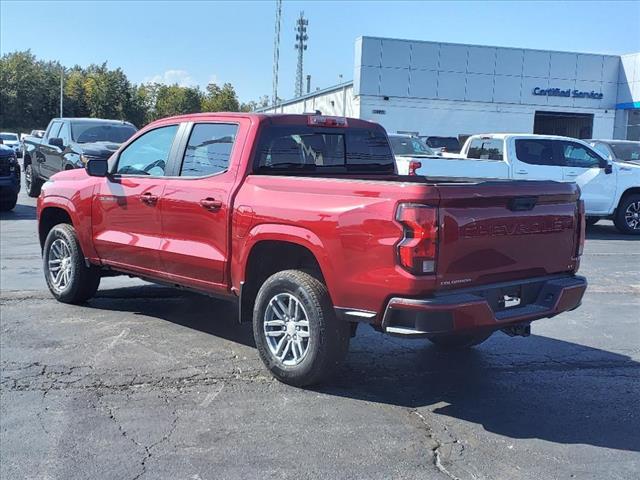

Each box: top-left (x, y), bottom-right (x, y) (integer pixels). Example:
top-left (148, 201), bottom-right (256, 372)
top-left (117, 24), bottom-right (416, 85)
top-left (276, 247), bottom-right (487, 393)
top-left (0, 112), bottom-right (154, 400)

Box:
top-left (180, 123), bottom-right (238, 177)
top-left (47, 122), bottom-right (62, 140)
top-left (562, 142), bottom-right (601, 169)
top-left (115, 125), bottom-right (178, 176)
top-left (467, 139), bottom-right (503, 160)
top-left (591, 143), bottom-right (612, 160)
top-left (58, 123), bottom-right (71, 145)
top-left (515, 139), bottom-right (562, 167)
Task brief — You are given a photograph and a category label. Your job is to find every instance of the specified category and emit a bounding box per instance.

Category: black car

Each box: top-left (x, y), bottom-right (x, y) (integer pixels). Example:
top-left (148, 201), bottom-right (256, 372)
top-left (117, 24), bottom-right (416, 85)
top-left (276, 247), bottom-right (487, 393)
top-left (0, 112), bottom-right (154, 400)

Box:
top-left (22, 118), bottom-right (137, 197)
top-left (0, 144), bottom-right (21, 211)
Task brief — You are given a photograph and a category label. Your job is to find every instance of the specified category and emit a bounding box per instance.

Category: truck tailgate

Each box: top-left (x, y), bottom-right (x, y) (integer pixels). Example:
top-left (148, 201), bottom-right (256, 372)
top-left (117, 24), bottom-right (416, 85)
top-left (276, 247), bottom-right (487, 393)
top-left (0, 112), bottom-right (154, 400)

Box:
top-left (435, 180), bottom-right (580, 290)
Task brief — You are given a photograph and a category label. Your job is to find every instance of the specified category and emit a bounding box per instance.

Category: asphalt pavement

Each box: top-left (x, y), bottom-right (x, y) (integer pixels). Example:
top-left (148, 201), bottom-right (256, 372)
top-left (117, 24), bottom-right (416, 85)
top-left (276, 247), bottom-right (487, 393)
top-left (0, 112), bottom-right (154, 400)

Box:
top-left (1, 187), bottom-right (639, 480)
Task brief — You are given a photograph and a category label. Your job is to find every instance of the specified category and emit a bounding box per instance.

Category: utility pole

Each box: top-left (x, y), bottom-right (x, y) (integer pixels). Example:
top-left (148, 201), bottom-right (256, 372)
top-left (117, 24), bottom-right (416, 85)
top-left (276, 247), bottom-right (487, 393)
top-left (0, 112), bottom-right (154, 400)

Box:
top-left (294, 11), bottom-right (308, 98)
top-left (272, 0), bottom-right (282, 106)
top-left (59, 66), bottom-right (64, 117)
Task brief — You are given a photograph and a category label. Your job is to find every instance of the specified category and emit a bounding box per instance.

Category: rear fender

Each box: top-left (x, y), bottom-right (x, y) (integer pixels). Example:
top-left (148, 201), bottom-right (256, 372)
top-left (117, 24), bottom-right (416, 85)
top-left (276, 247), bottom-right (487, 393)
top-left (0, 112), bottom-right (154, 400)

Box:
top-left (233, 223), bottom-right (336, 296)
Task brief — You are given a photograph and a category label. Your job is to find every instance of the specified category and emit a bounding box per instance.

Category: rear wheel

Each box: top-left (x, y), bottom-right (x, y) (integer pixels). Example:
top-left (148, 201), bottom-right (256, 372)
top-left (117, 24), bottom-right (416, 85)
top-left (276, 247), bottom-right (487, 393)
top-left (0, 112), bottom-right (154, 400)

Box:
top-left (253, 270), bottom-right (350, 387)
top-left (25, 163), bottom-right (42, 198)
top-left (614, 194), bottom-right (640, 235)
top-left (43, 223), bottom-right (101, 304)
top-left (427, 332), bottom-right (493, 349)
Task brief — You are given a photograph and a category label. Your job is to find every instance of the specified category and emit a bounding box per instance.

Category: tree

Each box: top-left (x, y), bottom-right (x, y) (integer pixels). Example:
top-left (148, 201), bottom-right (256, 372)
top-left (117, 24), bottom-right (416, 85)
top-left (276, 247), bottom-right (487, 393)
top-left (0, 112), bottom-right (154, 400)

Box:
top-left (201, 82), bottom-right (240, 112)
top-left (154, 84), bottom-right (202, 119)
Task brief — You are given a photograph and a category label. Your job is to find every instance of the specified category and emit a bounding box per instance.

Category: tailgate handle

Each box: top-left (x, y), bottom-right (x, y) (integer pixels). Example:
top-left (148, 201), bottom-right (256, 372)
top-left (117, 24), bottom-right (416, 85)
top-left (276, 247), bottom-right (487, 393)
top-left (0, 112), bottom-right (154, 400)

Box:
top-left (509, 196), bottom-right (537, 211)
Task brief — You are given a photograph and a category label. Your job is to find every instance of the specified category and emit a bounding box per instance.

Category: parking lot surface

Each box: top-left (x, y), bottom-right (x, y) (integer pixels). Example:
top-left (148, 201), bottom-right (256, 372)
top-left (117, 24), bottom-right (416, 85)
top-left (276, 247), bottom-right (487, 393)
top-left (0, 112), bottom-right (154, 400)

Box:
top-left (1, 189), bottom-right (639, 480)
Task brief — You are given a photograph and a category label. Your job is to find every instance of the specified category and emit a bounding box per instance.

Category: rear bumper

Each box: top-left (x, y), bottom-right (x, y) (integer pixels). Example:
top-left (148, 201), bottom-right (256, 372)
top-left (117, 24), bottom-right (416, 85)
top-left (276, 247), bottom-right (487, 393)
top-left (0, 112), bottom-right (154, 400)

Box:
top-left (382, 274), bottom-right (587, 336)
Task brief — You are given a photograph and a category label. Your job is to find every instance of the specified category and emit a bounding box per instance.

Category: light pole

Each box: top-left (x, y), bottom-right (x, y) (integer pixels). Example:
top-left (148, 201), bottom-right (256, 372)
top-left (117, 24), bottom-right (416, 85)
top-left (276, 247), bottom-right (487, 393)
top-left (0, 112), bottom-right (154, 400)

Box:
top-left (59, 66), bottom-right (64, 117)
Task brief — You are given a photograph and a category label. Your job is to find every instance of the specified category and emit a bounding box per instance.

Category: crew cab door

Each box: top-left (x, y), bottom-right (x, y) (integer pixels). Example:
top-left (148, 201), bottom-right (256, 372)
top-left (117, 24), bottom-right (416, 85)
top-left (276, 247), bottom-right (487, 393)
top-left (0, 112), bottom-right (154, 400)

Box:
top-left (510, 138), bottom-right (565, 181)
top-left (560, 140), bottom-right (616, 215)
top-left (38, 121), bottom-right (63, 178)
top-left (158, 120), bottom-right (245, 291)
top-left (92, 124), bottom-right (180, 274)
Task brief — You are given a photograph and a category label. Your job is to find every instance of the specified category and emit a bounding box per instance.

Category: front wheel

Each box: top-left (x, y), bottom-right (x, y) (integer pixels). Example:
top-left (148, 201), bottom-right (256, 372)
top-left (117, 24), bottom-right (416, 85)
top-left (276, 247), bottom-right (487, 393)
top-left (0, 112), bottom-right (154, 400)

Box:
top-left (253, 270), bottom-right (350, 387)
top-left (427, 331), bottom-right (493, 349)
top-left (43, 223), bottom-right (101, 304)
top-left (614, 194), bottom-right (640, 235)
top-left (25, 163), bottom-right (42, 198)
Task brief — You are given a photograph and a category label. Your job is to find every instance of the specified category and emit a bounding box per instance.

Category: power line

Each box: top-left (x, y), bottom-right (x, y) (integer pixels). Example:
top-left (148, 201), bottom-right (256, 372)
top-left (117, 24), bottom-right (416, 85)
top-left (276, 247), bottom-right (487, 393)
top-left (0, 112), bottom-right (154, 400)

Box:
top-left (294, 11), bottom-right (308, 98)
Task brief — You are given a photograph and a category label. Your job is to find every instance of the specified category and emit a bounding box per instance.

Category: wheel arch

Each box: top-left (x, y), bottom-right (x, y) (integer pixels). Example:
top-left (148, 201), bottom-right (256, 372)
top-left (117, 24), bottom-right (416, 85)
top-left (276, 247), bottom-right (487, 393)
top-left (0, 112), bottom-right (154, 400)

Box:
top-left (237, 231), bottom-right (334, 323)
top-left (39, 205), bottom-right (75, 250)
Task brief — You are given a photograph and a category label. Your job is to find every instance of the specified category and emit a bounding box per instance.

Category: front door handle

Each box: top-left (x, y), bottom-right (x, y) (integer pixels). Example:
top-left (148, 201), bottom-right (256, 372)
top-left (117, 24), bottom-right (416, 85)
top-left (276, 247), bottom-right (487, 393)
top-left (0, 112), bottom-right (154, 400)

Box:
top-left (200, 198), bottom-right (222, 211)
top-left (140, 192), bottom-right (158, 205)
top-left (565, 171), bottom-right (578, 177)
top-left (516, 169), bottom-right (528, 175)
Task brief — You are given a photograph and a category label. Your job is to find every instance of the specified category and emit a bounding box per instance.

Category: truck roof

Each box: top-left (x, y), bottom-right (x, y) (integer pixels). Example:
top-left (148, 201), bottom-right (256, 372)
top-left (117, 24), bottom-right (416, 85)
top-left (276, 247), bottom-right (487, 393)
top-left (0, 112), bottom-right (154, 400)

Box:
top-left (467, 133), bottom-right (590, 142)
top-left (147, 112), bottom-right (381, 130)
top-left (50, 117), bottom-right (135, 125)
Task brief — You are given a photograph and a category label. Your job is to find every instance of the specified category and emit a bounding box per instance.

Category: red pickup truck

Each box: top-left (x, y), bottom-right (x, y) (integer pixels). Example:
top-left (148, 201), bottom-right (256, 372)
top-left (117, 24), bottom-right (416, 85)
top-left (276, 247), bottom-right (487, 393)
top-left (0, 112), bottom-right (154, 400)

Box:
top-left (37, 113), bottom-right (587, 386)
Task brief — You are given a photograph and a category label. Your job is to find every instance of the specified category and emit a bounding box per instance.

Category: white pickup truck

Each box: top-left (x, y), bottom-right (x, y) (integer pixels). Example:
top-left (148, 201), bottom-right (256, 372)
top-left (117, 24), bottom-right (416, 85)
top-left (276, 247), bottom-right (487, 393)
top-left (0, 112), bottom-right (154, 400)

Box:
top-left (411, 133), bottom-right (640, 234)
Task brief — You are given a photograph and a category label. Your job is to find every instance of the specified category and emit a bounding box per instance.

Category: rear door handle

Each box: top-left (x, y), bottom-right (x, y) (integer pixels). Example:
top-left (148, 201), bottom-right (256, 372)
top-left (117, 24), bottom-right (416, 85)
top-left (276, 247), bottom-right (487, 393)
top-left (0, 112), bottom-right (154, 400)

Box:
top-left (565, 171), bottom-right (579, 177)
top-left (200, 198), bottom-right (223, 211)
top-left (140, 192), bottom-right (158, 205)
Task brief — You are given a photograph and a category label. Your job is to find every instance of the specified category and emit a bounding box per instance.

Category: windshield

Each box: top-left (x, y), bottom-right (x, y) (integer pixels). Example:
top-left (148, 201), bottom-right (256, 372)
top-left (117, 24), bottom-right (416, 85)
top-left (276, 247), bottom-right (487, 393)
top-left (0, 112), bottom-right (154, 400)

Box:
top-left (0, 133), bottom-right (18, 141)
top-left (609, 142), bottom-right (640, 162)
top-left (389, 136), bottom-right (434, 156)
top-left (70, 123), bottom-right (137, 144)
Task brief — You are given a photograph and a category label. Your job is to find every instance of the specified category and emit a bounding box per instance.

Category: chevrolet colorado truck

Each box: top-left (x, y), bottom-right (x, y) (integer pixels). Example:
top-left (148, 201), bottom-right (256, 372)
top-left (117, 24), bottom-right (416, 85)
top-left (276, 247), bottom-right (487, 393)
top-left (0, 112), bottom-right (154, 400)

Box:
top-left (37, 113), bottom-right (587, 386)
top-left (23, 117), bottom-right (137, 198)
top-left (410, 134), bottom-right (640, 234)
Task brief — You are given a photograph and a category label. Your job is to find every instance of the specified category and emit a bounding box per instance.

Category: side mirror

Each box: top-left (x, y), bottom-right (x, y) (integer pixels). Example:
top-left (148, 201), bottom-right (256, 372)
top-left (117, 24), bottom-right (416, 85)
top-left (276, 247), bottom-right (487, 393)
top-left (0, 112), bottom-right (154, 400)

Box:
top-left (49, 137), bottom-right (64, 149)
top-left (604, 163), bottom-right (613, 174)
top-left (86, 158), bottom-right (109, 177)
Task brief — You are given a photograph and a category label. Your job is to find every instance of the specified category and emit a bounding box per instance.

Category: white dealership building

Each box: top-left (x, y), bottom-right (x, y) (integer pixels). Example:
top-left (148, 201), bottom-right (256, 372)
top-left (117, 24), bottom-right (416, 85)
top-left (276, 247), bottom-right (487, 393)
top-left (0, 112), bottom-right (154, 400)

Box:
top-left (261, 37), bottom-right (640, 141)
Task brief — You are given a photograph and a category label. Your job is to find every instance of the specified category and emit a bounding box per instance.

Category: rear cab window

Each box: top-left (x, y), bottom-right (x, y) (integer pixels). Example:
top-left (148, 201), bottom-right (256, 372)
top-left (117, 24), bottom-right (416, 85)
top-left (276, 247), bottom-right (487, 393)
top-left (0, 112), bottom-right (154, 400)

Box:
top-left (467, 138), bottom-right (504, 160)
top-left (180, 123), bottom-right (238, 177)
top-left (253, 121), bottom-right (395, 175)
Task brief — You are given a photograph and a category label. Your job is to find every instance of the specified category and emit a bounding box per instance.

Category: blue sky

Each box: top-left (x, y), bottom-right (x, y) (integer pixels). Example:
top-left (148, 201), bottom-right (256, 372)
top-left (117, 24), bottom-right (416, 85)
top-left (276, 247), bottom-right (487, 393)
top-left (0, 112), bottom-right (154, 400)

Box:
top-left (1, 1), bottom-right (639, 102)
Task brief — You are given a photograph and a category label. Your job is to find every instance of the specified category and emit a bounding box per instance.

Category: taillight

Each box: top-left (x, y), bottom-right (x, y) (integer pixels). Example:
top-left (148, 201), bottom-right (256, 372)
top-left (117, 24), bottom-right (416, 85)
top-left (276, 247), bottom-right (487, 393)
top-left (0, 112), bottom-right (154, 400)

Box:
top-left (308, 115), bottom-right (348, 127)
top-left (408, 160), bottom-right (422, 176)
top-left (396, 203), bottom-right (438, 274)
top-left (577, 199), bottom-right (585, 256)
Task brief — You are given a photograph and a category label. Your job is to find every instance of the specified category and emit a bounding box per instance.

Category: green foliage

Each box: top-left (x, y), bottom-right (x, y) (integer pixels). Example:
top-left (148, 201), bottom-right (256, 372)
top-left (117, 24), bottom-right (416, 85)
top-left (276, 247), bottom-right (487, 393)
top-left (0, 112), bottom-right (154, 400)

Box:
top-left (0, 50), bottom-right (267, 131)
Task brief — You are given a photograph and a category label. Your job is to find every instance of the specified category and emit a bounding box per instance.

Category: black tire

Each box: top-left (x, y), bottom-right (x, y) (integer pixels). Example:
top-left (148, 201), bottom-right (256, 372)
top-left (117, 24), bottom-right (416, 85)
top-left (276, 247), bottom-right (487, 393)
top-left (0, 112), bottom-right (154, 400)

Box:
top-left (0, 194), bottom-right (18, 212)
top-left (614, 194), bottom-right (640, 235)
top-left (25, 163), bottom-right (42, 198)
top-left (585, 217), bottom-right (599, 227)
top-left (43, 223), bottom-right (101, 304)
top-left (427, 331), bottom-right (493, 349)
top-left (253, 269), bottom-right (350, 387)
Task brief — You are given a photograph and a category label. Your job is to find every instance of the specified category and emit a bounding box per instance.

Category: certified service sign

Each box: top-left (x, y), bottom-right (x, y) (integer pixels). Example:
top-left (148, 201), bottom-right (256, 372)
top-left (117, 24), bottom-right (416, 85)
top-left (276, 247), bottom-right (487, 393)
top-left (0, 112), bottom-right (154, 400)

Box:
top-left (533, 87), bottom-right (603, 100)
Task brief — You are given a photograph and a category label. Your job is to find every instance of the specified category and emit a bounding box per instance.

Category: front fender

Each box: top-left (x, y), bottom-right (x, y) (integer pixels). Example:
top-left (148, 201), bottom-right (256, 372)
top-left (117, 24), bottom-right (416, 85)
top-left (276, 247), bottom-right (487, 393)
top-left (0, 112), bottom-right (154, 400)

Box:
top-left (38, 194), bottom-right (99, 260)
top-left (232, 223), bottom-right (337, 297)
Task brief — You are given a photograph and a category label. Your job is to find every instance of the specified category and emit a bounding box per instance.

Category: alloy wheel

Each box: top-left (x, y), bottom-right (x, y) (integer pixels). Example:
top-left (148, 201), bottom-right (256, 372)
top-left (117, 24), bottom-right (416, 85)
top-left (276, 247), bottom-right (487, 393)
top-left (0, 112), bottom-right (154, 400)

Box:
top-left (263, 293), bottom-right (311, 366)
top-left (48, 238), bottom-right (73, 292)
top-left (25, 164), bottom-right (32, 190)
top-left (625, 201), bottom-right (640, 230)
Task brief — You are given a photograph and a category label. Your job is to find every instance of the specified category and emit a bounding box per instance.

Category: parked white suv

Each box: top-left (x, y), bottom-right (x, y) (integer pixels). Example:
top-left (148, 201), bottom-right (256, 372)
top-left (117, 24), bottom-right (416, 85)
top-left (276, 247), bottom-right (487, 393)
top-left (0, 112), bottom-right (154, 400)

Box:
top-left (412, 134), bottom-right (640, 234)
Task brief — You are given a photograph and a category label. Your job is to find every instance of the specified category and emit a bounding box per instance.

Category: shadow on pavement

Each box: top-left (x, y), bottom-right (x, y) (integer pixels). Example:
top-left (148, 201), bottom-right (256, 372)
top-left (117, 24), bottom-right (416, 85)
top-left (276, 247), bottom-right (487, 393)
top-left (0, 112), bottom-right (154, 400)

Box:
top-left (86, 283), bottom-right (639, 453)
top-left (0, 203), bottom-right (36, 221)
top-left (89, 284), bottom-right (255, 348)
top-left (587, 222), bottom-right (638, 240)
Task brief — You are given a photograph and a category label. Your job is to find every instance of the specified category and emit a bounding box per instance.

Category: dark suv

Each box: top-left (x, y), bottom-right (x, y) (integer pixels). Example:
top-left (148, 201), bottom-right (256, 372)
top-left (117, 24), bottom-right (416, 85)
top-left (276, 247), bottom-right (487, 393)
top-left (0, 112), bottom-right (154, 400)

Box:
top-left (0, 144), bottom-right (21, 211)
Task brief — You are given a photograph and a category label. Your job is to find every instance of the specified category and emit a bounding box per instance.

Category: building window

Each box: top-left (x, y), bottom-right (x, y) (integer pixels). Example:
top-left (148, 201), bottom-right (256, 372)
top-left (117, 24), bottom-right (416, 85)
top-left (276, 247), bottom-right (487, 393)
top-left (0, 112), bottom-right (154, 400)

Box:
top-left (627, 109), bottom-right (640, 141)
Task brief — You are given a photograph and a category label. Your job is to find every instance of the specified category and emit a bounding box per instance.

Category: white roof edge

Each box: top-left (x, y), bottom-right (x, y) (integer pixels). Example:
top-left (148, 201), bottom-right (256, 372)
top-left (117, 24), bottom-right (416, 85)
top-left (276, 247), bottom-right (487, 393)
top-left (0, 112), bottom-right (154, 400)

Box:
top-left (359, 35), bottom-right (630, 59)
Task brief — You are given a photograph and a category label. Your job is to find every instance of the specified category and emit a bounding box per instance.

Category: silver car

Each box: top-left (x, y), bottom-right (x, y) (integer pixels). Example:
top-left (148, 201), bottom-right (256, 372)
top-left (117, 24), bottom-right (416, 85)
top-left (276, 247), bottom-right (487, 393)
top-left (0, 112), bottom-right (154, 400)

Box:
top-left (588, 139), bottom-right (640, 165)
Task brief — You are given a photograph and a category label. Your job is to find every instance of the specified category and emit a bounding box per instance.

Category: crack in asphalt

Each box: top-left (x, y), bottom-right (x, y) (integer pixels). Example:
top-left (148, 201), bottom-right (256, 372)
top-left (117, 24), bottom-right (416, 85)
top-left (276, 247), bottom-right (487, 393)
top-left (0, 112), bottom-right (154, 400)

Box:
top-left (409, 409), bottom-right (464, 480)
